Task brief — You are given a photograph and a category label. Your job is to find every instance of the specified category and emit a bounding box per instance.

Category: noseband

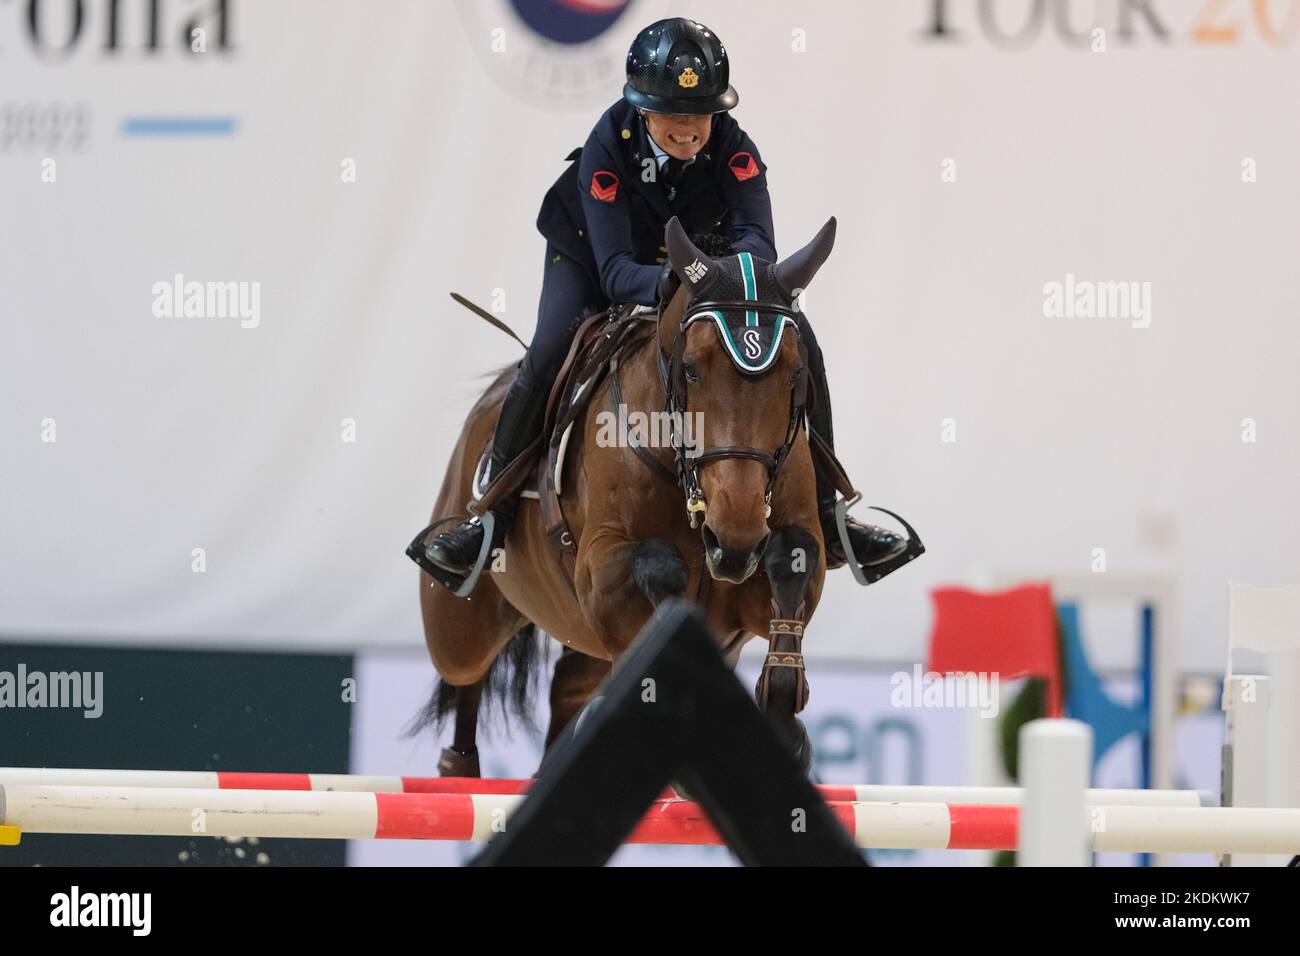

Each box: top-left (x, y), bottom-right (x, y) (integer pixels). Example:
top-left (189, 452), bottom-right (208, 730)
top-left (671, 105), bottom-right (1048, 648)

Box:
top-left (658, 298), bottom-right (810, 528)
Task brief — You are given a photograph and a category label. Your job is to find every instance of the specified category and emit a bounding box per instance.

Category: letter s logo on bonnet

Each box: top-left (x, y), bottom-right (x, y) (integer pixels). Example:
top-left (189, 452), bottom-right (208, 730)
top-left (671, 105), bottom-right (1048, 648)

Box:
top-left (742, 327), bottom-right (762, 360)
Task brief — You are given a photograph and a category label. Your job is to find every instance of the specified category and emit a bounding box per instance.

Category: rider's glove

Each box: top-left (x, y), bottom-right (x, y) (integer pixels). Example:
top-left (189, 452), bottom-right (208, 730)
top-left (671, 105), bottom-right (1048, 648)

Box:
top-left (656, 260), bottom-right (680, 308)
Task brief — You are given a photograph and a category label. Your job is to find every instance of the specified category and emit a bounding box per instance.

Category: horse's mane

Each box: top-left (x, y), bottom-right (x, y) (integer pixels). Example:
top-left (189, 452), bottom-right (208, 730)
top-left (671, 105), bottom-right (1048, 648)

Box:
top-left (689, 233), bottom-right (737, 258)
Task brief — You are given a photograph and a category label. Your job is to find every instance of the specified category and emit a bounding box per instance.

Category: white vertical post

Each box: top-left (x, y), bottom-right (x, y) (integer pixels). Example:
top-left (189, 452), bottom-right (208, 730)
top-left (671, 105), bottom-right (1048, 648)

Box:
top-left (1150, 584), bottom-right (1177, 794)
top-left (1226, 582), bottom-right (1300, 866)
top-left (1267, 652), bottom-right (1300, 813)
top-left (1222, 674), bottom-right (1273, 866)
top-left (1019, 718), bottom-right (1093, 866)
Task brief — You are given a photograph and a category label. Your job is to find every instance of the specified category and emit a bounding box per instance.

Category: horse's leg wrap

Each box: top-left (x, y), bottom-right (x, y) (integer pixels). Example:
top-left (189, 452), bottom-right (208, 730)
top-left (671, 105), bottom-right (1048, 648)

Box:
top-left (437, 746), bottom-right (480, 777)
top-left (755, 618), bottom-right (810, 713)
top-left (757, 526), bottom-right (819, 716)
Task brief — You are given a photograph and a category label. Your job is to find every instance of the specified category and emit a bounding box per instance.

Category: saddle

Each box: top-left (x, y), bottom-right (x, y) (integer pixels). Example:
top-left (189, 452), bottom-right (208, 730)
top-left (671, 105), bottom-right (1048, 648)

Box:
top-left (469, 303), bottom-right (659, 583)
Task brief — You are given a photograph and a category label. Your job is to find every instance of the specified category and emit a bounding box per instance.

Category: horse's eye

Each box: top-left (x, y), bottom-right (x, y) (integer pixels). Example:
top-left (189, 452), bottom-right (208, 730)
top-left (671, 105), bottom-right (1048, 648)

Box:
top-left (683, 361), bottom-right (700, 383)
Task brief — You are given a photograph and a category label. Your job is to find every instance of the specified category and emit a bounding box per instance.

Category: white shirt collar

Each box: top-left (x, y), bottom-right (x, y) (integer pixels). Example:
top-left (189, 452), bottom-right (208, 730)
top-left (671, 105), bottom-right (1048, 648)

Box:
top-left (647, 131), bottom-right (696, 170)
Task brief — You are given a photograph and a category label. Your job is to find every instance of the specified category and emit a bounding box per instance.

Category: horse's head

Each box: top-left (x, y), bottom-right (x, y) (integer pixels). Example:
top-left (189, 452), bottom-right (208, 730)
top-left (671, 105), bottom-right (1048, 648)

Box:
top-left (660, 216), bottom-right (836, 583)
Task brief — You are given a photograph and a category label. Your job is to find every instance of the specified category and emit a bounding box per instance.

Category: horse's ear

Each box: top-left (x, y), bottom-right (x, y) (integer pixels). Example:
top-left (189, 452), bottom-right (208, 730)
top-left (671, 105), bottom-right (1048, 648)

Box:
top-left (774, 217), bottom-right (837, 299)
top-left (665, 216), bottom-right (718, 295)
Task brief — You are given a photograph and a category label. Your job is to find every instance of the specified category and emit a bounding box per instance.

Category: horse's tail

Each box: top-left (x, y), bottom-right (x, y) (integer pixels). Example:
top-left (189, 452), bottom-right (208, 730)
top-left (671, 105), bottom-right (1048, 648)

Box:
top-left (406, 624), bottom-right (548, 739)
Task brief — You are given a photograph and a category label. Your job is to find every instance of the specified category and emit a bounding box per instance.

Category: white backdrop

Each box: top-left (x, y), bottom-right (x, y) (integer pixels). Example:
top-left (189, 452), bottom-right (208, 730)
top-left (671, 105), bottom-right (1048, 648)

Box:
top-left (2, 1), bottom-right (1298, 670)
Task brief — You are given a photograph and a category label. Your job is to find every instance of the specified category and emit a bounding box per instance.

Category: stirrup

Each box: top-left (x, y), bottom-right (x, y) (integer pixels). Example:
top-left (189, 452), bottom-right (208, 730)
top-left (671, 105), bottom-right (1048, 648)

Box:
top-left (833, 492), bottom-right (925, 587)
top-left (405, 512), bottom-right (497, 599)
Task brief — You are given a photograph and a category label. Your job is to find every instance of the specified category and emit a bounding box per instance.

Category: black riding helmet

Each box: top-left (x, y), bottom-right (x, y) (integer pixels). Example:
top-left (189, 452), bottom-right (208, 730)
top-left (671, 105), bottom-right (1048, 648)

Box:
top-left (623, 18), bottom-right (738, 115)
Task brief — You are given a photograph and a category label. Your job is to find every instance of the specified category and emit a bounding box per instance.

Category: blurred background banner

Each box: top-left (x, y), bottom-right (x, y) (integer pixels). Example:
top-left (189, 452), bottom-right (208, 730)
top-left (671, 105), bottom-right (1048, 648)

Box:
top-left (3, 0), bottom-right (1298, 675)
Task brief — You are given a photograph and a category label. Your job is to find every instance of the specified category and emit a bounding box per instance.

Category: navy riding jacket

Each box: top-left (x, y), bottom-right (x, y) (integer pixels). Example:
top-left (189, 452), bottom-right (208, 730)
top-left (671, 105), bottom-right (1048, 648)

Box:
top-left (536, 99), bottom-right (777, 306)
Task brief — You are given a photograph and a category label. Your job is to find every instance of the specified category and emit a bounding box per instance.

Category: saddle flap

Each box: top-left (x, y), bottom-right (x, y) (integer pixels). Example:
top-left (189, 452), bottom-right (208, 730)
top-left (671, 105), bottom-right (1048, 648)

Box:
top-left (473, 442), bottom-right (539, 502)
top-left (536, 305), bottom-right (660, 580)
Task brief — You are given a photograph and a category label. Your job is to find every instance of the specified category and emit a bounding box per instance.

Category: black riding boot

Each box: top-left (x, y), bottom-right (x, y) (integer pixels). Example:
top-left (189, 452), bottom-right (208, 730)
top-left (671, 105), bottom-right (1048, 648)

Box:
top-left (807, 374), bottom-right (907, 571)
top-left (422, 357), bottom-right (549, 576)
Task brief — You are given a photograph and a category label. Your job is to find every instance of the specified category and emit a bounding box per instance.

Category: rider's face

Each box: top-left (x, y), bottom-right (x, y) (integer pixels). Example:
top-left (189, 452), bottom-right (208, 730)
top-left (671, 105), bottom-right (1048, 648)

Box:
top-left (642, 111), bottom-right (712, 161)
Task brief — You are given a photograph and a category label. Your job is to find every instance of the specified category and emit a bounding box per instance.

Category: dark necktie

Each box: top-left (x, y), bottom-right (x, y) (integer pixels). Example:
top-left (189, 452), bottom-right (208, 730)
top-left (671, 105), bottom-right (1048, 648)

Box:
top-left (662, 157), bottom-right (688, 195)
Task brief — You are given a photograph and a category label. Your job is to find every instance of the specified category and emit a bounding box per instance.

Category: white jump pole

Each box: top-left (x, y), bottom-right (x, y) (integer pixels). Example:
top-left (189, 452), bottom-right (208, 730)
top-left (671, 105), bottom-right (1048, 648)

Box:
top-left (843, 784), bottom-right (1205, 808)
top-left (1018, 718), bottom-right (1093, 866)
top-left (1088, 806), bottom-right (1300, 855)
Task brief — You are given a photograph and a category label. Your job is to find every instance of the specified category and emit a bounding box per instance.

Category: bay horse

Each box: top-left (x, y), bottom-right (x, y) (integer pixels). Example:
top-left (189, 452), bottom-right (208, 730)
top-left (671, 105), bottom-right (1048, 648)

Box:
top-left (414, 216), bottom-right (845, 777)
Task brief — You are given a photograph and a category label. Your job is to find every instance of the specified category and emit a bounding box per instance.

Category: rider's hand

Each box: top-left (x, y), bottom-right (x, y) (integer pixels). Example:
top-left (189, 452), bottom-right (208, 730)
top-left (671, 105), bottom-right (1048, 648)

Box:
top-left (657, 260), bottom-right (680, 307)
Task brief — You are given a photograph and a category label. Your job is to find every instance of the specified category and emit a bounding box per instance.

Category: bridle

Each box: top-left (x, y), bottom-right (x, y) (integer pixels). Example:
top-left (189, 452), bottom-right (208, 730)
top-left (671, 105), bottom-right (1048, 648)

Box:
top-left (655, 297), bottom-right (810, 528)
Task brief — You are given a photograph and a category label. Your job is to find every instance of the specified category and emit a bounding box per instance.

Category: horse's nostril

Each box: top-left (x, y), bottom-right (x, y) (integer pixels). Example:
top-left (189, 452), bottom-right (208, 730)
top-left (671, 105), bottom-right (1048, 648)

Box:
top-left (701, 524), bottom-right (724, 557)
top-left (702, 524), bottom-right (768, 560)
top-left (701, 523), bottom-right (767, 583)
top-left (702, 526), bottom-right (732, 560)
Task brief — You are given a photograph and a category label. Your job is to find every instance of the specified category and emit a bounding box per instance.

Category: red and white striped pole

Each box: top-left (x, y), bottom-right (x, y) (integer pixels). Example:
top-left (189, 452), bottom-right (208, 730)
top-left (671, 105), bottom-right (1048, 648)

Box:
top-left (4, 784), bottom-right (1299, 853)
top-left (0, 783), bottom-right (1009, 848)
top-left (0, 768), bottom-right (1209, 807)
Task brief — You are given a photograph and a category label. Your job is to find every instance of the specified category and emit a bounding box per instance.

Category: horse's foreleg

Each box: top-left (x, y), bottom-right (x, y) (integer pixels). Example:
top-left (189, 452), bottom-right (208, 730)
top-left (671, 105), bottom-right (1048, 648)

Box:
top-left (438, 681), bottom-right (484, 777)
top-left (549, 535), bottom-right (690, 772)
top-left (631, 537), bottom-right (691, 607)
top-left (544, 648), bottom-right (610, 750)
top-left (757, 526), bottom-right (820, 773)
top-left (576, 534), bottom-right (689, 659)
top-left (541, 536), bottom-right (685, 777)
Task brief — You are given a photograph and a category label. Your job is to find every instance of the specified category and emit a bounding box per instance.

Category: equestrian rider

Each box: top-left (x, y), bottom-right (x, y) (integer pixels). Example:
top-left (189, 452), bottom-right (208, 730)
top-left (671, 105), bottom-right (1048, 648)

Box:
top-left (422, 17), bottom-right (906, 580)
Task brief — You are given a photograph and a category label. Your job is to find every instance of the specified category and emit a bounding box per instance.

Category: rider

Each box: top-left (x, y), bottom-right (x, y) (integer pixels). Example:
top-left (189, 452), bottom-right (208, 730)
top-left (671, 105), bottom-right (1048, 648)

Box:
top-left (421, 17), bottom-right (905, 580)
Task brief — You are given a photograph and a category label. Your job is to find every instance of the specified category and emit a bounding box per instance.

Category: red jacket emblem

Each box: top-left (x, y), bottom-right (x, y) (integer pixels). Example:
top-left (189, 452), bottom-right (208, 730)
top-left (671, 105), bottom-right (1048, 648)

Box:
top-left (590, 170), bottom-right (620, 203)
top-left (728, 151), bottom-right (759, 182)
